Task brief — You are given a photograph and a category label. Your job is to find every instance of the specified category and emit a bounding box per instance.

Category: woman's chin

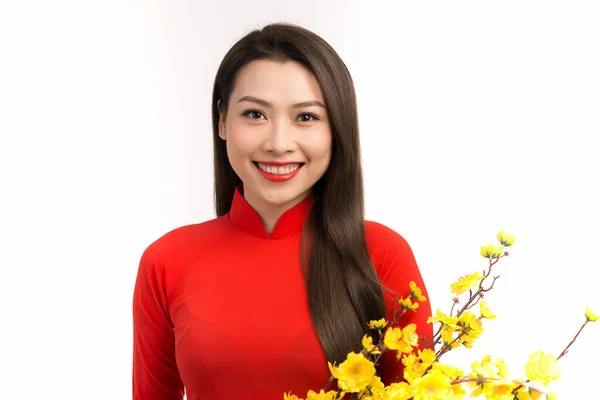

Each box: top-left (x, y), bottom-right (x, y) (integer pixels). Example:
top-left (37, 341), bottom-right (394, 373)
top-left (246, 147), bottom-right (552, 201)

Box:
top-left (255, 186), bottom-right (310, 207)
top-left (262, 191), bottom-right (301, 206)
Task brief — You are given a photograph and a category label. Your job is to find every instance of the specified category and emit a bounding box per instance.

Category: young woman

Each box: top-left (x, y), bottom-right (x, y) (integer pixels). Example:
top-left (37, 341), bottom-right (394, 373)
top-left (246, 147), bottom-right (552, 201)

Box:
top-left (132, 22), bottom-right (433, 400)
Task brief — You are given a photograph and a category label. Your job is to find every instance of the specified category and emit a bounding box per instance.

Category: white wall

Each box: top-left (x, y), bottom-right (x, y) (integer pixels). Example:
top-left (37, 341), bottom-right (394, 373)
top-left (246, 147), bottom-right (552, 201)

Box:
top-left (1, 1), bottom-right (598, 398)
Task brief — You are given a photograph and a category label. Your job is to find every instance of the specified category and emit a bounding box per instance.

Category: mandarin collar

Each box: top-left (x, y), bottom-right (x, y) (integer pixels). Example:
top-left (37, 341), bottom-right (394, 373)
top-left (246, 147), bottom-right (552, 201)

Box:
top-left (227, 185), bottom-right (314, 239)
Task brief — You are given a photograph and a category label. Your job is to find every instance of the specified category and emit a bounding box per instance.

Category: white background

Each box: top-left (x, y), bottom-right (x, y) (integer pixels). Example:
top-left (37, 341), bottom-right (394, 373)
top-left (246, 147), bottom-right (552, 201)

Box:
top-left (1, 1), bottom-right (599, 399)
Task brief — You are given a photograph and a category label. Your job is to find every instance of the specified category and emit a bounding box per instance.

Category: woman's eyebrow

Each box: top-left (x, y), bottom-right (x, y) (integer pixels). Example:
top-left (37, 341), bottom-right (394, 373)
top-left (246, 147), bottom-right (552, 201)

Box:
top-left (237, 95), bottom-right (326, 109)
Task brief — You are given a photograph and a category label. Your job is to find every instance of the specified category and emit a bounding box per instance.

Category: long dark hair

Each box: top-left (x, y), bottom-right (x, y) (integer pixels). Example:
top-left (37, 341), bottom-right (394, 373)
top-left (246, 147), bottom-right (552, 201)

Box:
top-left (211, 22), bottom-right (386, 364)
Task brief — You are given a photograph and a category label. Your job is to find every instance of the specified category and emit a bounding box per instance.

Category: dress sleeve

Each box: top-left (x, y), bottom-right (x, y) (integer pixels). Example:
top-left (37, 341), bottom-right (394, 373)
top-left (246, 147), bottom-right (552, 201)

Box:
top-left (366, 222), bottom-right (434, 386)
top-left (132, 247), bottom-right (184, 399)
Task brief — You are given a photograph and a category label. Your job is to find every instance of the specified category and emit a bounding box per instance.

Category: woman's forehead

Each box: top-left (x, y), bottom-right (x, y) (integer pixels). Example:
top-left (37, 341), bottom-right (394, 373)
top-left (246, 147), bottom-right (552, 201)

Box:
top-left (232, 60), bottom-right (325, 106)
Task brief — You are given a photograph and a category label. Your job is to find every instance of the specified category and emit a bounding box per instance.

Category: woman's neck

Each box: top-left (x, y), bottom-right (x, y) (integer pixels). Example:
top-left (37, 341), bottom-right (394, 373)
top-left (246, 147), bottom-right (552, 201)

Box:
top-left (242, 187), bottom-right (311, 234)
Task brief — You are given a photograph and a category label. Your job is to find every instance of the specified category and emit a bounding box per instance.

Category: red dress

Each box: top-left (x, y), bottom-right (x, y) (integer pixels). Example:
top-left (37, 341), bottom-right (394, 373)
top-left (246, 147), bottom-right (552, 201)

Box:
top-left (132, 186), bottom-right (433, 399)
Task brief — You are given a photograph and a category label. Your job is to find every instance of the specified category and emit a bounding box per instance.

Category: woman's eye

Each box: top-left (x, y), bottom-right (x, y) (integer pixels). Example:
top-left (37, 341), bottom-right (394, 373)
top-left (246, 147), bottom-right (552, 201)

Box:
top-left (243, 110), bottom-right (264, 120)
top-left (298, 113), bottom-right (319, 122)
top-left (242, 110), bottom-right (319, 122)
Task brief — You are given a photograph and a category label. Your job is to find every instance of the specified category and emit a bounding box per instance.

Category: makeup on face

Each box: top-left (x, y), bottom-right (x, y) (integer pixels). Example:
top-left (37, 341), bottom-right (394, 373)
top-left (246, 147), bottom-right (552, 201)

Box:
top-left (222, 59), bottom-right (332, 210)
top-left (253, 161), bottom-right (305, 182)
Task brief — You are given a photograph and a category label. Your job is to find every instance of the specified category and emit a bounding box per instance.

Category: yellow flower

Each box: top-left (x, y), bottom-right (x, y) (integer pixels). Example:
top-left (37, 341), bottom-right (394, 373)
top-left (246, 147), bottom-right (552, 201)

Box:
top-left (458, 312), bottom-right (484, 348)
top-left (284, 392), bottom-right (303, 400)
top-left (515, 386), bottom-right (546, 400)
top-left (524, 351), bottom-right (561, 386)
top-left (401, 353), bottom-right (421, 384)
top-left (450, 382), bottom-right (467, 399)
top-left (480, 300), bottom-right (496, 319)
top-left (409, 281), bottom-right (427, 301)
top-left (496, 358), bottom-right (510, 379)
top-left (328, 352), bottom-right (376, 393)
top-left (306, 389), bottom-right (341, 400)
top-left (497, 231), bottom-right (516, 246)
top-left (585, 306), bottom-right (598, 322)
top-left (411, 370), bottom-right (453, 400)
top-left (368, 318), bottom-right (388, 330)
top-left (385, 382), bottom-right (413, 400)
top-left (418, 348), bottom-right (437, 366)
top-left (468, 354), bottom-right (511, 396)
top-left (467, 355), bottom-right (514, 398)
top-left (459, 311), bottom-right (482, 330)
top-left (384, 324), bottom-right (418, 356)
top-left (402, 323), bottom-right (419, 347)
top-left (431, 363), bottom-right (467, 397)
top-left (481, 244), bottom-right (504, 259)
top-left (451, 272), bottom-right (484, 296)
top-left (482, 379), bottom-right (517, 399)
top-left (362, 334), bottom-right (381, 355)
top-left (384, 327), bottom-right (403, 351)
top-left (431, 362), bottom-right (464, 380)
top-left (366, 375), bottom-right (385, 396)
top-left (428, 309), bottom-right (459, 328)
top-left (383, 327), bottom-right (402, 350)
top-left (441, 326), bottom-right (460, 349)
top-left (402, 351), bottom-right (438, 386)
top-left (399, 296), bottom-right (419, 311)
top-left (470, 355), bottom-right (493, 376)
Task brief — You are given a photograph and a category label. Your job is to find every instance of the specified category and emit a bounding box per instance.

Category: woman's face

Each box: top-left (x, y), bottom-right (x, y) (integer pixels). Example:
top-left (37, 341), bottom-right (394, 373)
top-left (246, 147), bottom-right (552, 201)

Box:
top-left (219, 59), bottom-right (332, 211)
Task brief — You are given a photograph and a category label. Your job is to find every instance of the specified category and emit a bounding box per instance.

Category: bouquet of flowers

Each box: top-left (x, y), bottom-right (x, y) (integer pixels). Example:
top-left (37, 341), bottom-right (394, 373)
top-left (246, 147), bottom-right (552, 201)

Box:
top-left (285, 232), bottom-right (598, 400)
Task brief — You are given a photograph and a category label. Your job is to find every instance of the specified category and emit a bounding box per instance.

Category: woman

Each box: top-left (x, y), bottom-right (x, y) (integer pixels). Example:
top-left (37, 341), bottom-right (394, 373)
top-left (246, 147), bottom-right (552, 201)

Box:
top-left (132, 22), bottom-right (433, 400)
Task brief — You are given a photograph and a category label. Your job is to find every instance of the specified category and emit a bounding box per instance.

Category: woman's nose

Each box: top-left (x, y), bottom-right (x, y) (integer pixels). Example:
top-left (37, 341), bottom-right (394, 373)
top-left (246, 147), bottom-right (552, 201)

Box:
top-left (263, 125), bottom-right (297, 155)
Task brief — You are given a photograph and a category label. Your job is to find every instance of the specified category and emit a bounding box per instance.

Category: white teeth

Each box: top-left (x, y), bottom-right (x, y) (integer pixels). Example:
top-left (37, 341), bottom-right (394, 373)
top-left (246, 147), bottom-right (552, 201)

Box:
top-left (257, 163), bottom-right (301, 175)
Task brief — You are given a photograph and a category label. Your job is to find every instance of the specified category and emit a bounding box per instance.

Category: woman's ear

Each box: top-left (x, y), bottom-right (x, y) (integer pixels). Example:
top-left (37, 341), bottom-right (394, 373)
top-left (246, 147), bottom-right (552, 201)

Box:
top-left (217, 99), bottom-right (226, 140)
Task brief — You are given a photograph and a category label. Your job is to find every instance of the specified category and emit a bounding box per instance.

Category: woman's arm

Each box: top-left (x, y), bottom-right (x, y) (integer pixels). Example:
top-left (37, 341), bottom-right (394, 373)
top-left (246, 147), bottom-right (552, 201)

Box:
top-left (132, 248), bottom-right (184, 399)
top-left (365, 221), bottom-right (434, 386)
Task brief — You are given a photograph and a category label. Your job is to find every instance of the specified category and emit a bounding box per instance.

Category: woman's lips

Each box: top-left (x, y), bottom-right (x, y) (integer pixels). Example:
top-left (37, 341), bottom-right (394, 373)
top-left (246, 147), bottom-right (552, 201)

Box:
top-left (253, 161), bottom-right (304, 182)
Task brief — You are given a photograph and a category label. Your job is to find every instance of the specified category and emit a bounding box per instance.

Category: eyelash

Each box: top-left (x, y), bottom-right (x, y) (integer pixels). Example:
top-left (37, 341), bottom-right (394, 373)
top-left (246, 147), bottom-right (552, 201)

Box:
top-left (242, 109), bottom-right (320, 122)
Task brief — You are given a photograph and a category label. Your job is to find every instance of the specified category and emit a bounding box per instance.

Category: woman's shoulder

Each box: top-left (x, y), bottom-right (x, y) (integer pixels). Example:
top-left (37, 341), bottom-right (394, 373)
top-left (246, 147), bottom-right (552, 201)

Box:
top-left (364, 220), bottom-right (412, 252)
top-left (133, 217), bottom-right (232, 312)
top-left (141, 215), bottom-right (231, 265)
top-left (364, 220), bottom-right (418, 277)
